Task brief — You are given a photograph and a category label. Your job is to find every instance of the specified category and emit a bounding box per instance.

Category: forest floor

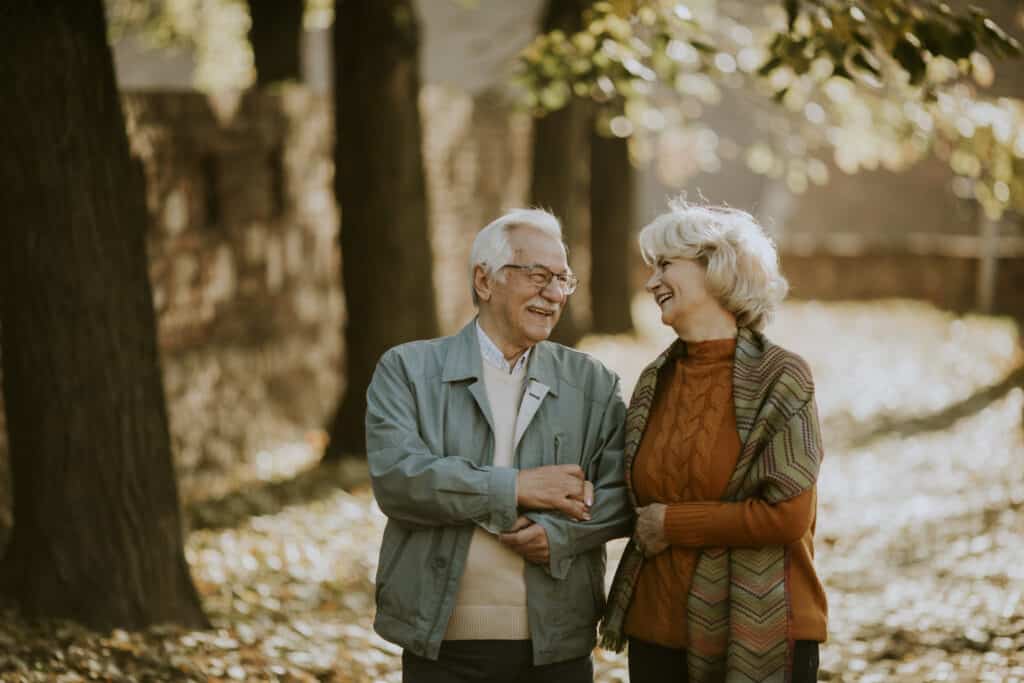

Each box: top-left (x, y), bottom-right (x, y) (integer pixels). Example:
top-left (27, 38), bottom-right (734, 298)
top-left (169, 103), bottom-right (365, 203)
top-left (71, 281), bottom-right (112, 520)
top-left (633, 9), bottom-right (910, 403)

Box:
top-left (2, 300), bottom-right (1023, 682)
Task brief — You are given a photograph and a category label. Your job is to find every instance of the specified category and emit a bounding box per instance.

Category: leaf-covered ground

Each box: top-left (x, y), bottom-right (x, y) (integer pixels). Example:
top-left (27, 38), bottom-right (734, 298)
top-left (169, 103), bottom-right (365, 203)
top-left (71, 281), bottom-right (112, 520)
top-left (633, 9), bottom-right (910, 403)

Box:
top-left (2, 301), bottom-right (1023, 682)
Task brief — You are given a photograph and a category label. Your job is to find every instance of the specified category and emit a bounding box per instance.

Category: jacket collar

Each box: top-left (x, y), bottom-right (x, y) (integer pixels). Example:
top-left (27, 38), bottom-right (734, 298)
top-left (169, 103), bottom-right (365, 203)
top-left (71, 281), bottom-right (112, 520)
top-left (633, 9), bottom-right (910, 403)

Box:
top-left (441, 320), bottom-right (484, 383)
top-left (442, 318), bottom-right (560, 397)
top-left (526, 339), bottom-right (560, 397)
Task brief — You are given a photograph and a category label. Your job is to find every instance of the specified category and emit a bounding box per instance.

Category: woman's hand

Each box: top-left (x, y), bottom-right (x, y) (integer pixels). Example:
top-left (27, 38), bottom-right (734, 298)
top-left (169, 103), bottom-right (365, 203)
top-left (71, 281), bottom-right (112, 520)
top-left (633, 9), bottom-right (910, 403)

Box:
top-left (635, 503), bottom-right (668, 557)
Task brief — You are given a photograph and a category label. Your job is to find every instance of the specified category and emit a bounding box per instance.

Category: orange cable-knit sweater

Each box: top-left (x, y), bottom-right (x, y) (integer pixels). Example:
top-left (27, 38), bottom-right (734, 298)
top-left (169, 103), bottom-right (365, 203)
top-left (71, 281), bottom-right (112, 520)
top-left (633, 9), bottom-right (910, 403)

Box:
top-left (624, 337), bottom-right (828, 649)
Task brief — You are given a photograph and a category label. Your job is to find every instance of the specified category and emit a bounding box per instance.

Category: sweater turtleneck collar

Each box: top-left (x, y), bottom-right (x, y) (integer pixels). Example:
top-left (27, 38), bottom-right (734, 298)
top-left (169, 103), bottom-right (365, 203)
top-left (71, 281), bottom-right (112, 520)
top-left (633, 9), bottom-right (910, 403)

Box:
top-left (680, 336), bottom-right (736, 364)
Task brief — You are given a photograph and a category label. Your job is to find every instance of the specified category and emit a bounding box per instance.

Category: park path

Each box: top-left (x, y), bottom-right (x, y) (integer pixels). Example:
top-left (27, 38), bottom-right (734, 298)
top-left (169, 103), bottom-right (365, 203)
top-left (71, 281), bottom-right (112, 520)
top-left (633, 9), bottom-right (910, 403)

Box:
top-left (2, 301), bottom-right (1021, 682)
top-left (326, 301), bottom-right (1024, 682)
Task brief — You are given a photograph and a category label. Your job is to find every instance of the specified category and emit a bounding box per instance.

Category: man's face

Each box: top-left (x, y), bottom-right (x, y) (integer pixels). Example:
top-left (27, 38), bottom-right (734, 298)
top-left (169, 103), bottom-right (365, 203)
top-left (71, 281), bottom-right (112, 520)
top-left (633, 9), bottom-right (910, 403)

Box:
top-left (485, 226), bottom-right (570, 348)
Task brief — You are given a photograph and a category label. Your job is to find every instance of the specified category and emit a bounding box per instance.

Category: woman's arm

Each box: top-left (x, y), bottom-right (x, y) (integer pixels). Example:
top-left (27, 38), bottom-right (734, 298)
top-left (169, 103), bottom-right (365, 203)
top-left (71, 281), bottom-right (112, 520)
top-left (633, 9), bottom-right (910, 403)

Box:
top-left (634, 489), bottom-right (815, 556)
top-left (665, 487), bottom-right (816, 547)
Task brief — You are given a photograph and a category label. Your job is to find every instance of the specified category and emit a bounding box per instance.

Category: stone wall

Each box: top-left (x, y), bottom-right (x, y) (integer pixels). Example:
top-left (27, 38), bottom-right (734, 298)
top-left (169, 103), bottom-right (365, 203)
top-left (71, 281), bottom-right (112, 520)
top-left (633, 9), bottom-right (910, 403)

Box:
top-left (130, 89), bottom-right (345, 503)
top-left (0, 88), bottom-right (344, 532)
top-left (780, 237), bottom-right (1024, 322)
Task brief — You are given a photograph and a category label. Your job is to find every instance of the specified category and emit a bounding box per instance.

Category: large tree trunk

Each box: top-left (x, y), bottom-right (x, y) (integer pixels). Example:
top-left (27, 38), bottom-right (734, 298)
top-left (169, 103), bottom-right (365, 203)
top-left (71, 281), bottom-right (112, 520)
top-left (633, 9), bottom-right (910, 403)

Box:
top-left (247, 0), bottom-right (305, 86)
top-left (530, 0), bottom-right (593, 347)
top-left (325, 0), bottom-right (439, 460)
top-left (589, 132), bottom-right (635, 334)
top-left (0, 1), bottom-right (207, 629)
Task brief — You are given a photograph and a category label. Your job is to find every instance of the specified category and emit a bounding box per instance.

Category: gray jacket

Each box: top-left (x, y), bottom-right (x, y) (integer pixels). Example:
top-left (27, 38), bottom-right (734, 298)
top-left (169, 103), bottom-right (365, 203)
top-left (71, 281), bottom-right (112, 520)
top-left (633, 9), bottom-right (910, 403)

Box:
top-left (367, 320), bottom-right (632, 665)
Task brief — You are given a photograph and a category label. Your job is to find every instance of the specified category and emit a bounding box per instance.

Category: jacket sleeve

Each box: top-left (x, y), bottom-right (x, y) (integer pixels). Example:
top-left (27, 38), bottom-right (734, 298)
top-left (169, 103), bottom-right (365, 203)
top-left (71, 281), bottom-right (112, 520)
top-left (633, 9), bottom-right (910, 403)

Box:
top-left (366, 349), bottom-right (519, 533)
top-left (526, 376), bottom-right (634, 579)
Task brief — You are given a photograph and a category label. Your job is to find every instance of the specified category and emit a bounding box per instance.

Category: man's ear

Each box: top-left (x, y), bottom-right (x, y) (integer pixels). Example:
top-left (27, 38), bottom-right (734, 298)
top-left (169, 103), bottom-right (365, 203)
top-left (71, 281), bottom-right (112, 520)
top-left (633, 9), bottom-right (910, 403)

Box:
top-left (473, 265), bottom-right (493, 302)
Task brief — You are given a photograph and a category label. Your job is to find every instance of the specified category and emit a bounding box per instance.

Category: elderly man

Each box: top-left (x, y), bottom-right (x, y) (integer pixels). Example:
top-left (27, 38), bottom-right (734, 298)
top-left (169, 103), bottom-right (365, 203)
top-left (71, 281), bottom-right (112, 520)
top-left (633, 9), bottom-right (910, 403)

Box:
top-left (367, 208), bottom-right (632, 682)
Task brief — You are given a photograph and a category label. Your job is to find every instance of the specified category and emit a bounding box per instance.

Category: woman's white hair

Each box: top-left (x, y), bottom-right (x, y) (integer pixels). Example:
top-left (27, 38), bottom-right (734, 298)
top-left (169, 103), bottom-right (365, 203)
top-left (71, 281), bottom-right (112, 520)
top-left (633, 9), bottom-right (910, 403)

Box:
top-left (638, 199), bottom-right (788, 331)
top-left (469, 208), bottom-right (565, 305)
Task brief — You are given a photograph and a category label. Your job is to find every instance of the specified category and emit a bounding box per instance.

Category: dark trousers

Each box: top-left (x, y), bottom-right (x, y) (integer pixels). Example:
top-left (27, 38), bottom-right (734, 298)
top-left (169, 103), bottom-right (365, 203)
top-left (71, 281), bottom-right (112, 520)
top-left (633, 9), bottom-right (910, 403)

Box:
top-left (628, 637), bottom-right (820, 683)
top-left (402, 640), bottom-right (593, 683)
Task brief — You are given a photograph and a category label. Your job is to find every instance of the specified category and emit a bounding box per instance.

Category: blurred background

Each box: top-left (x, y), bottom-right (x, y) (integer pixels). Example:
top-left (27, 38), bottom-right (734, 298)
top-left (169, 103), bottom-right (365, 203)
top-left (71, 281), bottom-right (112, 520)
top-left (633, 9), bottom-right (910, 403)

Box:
top-left (0, 1), bottom-right (1022, 681)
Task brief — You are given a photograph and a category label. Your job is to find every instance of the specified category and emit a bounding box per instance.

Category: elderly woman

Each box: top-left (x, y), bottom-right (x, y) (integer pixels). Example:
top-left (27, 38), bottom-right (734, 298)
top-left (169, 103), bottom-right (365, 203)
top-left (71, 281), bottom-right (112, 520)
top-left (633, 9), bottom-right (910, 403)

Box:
top-left (600, 201), bottom-right (827, 683)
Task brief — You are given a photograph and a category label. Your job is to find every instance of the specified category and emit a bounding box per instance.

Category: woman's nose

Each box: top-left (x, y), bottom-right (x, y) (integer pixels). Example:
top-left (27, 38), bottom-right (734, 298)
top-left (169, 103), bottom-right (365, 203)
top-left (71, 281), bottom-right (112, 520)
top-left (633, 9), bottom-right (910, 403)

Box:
top-left (645, 271), bottom-right (659, 292)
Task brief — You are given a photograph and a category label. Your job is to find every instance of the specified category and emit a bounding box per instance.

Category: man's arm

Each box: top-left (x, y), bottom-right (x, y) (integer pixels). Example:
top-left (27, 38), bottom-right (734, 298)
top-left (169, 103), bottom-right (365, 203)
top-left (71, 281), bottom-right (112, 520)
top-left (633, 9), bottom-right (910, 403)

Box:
top-left (367, 349), bottom-right (518, 532)
top-left (367, 350), bottom-right (595, 533)
top-left (519, 377), bottom-right (633, 579)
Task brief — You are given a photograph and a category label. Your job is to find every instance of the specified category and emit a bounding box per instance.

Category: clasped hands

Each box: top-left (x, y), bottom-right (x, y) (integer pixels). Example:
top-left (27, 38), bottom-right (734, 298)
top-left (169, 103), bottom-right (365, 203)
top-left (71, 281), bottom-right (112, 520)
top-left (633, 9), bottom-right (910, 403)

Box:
top-left (497, 465), bottom-right (594, 566)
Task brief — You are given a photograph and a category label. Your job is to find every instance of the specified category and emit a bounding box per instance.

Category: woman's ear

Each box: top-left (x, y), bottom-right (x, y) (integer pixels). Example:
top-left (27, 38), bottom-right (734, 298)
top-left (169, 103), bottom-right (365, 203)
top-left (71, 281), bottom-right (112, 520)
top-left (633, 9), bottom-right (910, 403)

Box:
top-left (473, 265), bottom-right (493, 303)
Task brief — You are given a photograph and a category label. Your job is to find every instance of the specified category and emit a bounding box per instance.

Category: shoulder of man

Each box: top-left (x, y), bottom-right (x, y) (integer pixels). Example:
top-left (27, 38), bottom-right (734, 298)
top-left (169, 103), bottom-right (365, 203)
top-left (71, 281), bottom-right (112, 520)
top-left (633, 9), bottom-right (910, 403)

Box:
top-left (535, 340), bottom-right (621, 400)
top-left (377, 334), bottom-right (454, 377)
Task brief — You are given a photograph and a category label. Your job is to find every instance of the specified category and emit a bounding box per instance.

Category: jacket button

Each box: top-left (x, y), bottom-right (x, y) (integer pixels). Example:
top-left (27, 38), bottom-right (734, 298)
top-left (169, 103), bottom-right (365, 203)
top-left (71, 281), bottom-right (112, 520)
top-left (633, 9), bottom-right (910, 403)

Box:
top-left (433, 557), bottom-right (447, 569)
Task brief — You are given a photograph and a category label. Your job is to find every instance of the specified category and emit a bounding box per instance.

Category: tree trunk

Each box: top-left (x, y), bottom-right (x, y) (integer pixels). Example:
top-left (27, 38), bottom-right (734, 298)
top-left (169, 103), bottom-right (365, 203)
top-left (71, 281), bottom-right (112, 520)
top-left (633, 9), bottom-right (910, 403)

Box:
top-left (530, 0), bottom-right (593, 347)
top-left (589, 132), bottom-right (635, 334)
top-left (247, 0), bottom-right (304, 86)
top-left (0, 1), bottom-right (207, 629)
top-left (325, 0), bottom-right (439, 460)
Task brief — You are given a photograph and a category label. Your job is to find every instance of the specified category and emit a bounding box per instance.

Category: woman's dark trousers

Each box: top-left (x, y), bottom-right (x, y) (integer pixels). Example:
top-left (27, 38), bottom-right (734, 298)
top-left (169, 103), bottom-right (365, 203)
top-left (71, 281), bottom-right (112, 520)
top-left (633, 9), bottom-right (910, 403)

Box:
top-left (628, 637), bottom-right (820, 683)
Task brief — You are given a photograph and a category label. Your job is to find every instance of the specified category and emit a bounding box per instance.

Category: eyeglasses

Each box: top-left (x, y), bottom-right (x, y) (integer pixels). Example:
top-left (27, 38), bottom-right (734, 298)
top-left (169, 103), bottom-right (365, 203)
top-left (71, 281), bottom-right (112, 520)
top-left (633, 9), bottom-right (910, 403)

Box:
top-left (502, 263), bottom-right (579, 295)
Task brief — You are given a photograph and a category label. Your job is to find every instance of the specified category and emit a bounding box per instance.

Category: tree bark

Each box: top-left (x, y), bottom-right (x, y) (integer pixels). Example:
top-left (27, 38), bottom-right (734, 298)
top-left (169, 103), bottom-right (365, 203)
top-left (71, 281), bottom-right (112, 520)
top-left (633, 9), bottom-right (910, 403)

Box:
top-left (589, 131), bottom-right (635, 334)
top-left (0, 1), bottom-right (207, 629)
top-left (530, 0), bottom-right (593, 347)
top-left (325, 0), bottom-right (439, 460)
top-left (247, 0), bottom-right (304, 86)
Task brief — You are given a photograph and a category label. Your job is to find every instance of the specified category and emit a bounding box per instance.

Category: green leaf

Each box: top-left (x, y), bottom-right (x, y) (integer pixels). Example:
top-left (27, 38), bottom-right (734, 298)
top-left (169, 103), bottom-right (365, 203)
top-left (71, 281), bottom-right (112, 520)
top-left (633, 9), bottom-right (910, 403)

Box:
top-left (784, 36), bottom-right (809, 58)
top-left (758, 56), bottom-right (783, 76)
top-left (785, 0), bottom-right (799, 31)
top-left (790, 54), bottom-right (812, 75)
top-left (851, 50), bottom-right (881, 77)
top-left (852, 30), bottom-right (874, 51)
top-left (980, 17), bottom-right (1023, 57)
top-left (832, 63), bottom-right (853, 80)
top-left (946, 22), bottom-right (977, 60)
top-left (892, 38), bottom-right (927, 85)
top-left (912, 19), bottom-right (952, 55)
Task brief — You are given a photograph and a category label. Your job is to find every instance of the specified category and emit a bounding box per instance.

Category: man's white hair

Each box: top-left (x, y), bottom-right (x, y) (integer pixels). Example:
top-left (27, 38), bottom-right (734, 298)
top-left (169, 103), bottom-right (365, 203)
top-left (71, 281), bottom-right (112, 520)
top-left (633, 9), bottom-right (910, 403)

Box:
top-left (638, 198), bottom-right (789, 331)
top-left (469, 208), bottom-right (565, 306)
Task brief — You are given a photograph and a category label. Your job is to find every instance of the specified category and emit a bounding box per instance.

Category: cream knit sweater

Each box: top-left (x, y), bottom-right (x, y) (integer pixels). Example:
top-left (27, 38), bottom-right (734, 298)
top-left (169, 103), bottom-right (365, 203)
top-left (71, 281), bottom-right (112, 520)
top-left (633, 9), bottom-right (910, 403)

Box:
top-left (444, 360), bottom-right (530, 640)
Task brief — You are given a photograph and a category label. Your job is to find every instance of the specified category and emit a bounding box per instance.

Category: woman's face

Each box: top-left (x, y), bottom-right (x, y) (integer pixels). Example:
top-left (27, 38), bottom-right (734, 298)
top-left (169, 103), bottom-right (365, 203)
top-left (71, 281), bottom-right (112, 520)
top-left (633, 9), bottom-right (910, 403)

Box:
top-left (644, 255), bottom-right (716, 330)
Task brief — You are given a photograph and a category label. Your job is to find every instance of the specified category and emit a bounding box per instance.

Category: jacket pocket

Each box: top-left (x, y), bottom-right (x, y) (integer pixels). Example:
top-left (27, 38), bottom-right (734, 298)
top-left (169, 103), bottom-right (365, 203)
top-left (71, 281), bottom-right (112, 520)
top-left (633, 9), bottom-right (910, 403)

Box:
top-left (555, 555), bottom-right (602, 631)
top-left (538, 432), bottom-right (564, 467)
top-left (374, 523), bottom-right (409, 608)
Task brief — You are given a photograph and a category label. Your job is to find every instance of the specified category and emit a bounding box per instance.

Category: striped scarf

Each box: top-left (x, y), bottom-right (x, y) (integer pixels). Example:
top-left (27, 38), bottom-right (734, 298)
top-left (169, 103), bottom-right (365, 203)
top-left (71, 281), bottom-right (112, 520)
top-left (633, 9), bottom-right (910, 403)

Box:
top-left (599, 327), bottom-right (823, 682)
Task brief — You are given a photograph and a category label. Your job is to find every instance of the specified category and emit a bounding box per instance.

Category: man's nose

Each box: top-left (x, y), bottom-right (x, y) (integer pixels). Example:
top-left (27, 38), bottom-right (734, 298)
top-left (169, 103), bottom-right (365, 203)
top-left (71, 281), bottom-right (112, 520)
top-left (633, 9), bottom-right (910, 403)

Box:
top-left (540, 280), bottom-right (567, 303)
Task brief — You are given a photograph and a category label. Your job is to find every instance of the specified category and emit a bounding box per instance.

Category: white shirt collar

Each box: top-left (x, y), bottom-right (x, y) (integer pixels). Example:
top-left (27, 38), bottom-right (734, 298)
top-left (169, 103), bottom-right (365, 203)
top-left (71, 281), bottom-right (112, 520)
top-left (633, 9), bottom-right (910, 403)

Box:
top-left (476, 320), bottom-right (530, 374)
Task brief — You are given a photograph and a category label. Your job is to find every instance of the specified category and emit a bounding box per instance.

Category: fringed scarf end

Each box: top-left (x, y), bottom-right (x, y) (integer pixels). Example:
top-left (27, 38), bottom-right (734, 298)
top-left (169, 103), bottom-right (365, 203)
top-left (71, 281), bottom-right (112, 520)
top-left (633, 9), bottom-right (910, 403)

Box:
top-left (597, 627), bottom-right (627, 653)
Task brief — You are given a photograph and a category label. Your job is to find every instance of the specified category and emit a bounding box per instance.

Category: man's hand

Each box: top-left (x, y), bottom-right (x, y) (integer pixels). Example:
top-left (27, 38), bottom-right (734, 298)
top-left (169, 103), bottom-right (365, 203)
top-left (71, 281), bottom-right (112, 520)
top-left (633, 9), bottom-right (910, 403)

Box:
top-left (498, 516), bottom-right (550, 565)
top-left (516, 465), bottom-right (593, 521)
top-left (636, 503), bottom-right (668, 557)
